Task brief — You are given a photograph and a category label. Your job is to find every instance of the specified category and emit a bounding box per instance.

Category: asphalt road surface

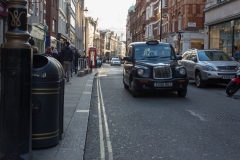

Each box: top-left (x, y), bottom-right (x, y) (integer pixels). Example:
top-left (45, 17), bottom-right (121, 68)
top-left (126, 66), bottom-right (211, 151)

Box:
top-left (84, 63), bottom-right (240, 160)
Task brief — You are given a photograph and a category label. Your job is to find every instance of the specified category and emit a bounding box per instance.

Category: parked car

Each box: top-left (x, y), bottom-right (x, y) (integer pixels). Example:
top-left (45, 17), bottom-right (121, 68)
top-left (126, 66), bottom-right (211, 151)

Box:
top-left (179, 49), bottom-right (240, 88)
top-left (96, 57), bottom-right (102, 67)
top-left (123, 39), bottom-right (188, 97)
top-left (110, 58), bottom-right (121, 66)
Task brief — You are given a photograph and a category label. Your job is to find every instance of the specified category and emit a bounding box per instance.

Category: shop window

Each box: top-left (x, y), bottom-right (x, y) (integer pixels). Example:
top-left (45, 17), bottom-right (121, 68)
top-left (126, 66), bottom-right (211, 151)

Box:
top-left (234, 19), bottom-right (240, 51)
top-left (52, 19), bottom-right (56, 33)
top-left (210, 21), bottom-right (232, 56)
top-left (191, 40), bottom-right (204, 49)
top-left (172, 17), bottom-right (175, 32)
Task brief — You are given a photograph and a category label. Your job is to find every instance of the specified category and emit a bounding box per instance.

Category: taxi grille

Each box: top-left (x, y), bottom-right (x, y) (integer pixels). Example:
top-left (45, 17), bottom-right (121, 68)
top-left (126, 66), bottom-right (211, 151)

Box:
top-left (153, 66), bottom-right (172, 79)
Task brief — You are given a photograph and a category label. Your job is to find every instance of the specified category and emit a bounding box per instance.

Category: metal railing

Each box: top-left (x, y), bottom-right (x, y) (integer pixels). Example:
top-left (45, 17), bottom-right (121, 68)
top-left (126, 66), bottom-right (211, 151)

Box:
top-left (77, 57), bottom-right (89, 71)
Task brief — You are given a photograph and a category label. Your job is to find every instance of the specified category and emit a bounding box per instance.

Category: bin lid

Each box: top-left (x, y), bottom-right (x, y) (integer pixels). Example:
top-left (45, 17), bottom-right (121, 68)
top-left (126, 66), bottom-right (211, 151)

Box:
top-left (32, 54), bottom-right (61, 80)
top-left (48, 57), bottom-right (65, 79)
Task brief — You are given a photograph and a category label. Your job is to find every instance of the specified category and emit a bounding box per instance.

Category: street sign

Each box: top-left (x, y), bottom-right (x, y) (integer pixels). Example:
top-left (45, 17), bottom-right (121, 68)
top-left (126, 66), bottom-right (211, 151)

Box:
top-left (188, 22), bottom-right (196, 27)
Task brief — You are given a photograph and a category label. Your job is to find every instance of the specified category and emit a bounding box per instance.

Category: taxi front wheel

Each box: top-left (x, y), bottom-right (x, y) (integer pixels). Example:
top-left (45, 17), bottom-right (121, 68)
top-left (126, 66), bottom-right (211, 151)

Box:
top-left (123, 79), bottom-right (129, 89)
top-left (177, 90), bottom-right (187, 97)
top-left (130, 81), bottom-right (140, 97)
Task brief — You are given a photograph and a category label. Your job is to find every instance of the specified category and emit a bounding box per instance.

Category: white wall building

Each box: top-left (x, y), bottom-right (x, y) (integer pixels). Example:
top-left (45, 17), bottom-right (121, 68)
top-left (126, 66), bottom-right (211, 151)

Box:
top-left (58, 0), bottom-right (68, 51)
top-left (117, 41), bottom-right (126, 60)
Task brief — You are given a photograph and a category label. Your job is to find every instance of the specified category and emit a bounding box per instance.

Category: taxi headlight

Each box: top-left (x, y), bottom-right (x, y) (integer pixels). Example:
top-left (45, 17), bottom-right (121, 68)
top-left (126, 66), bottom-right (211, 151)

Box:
top-left (179, 67), bottom-right (186, 75)
top-left (137, 68), bottom-right (144, 75)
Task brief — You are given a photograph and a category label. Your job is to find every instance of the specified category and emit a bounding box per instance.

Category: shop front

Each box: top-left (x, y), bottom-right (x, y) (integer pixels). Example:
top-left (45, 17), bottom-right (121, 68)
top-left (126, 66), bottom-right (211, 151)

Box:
top-left (168, 31), bottom-right (204, 55)
top-left (57, 33), bottom-right (68, 52)
top-left (209, 19), bottom-right (240, 57)
top-left (29, 25), bottom-right (45, 54)
top-left (45, 36), bottom-right (58, 51)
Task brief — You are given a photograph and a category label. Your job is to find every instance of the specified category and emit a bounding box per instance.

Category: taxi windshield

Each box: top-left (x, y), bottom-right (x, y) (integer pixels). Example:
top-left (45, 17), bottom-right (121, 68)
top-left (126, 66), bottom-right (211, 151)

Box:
top-left (134, 45), bottom-right (175, 60)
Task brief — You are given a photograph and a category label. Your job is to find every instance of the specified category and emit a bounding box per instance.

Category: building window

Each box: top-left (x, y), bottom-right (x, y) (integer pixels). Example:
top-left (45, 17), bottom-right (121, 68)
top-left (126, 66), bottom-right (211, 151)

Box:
top-left (39, 3), bottom-right (43, 24)
top-left (52, 19), bottom-right (56, 33)
top-left (158, 1), bottom-right (161, 13)
top-left (71, 0), bottom-right (75, 13)
top-left (163, 0), bottom-right (168, 8)
top-left (146, 7), bottom-right (150, 20)
top-left (70, 15), bottom-right (75, 28)
top-left (178, 14), bottom-right (182, 31)
top-left (150, 4), bottom-right (154, 17)
top-left (52, 0), bottom-right (57, 8)
top-left (172, 17), bottom-right (175, 32)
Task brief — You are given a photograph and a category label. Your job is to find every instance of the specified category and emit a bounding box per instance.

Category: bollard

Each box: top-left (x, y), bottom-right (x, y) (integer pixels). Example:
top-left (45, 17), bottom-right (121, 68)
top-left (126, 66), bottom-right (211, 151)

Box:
top-left (90, 60), bottom-right (93, 72)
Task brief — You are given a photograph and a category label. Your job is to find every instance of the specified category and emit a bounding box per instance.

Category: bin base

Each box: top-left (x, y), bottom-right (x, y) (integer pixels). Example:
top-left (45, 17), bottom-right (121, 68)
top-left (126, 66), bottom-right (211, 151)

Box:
top-left (32, 135), bottom-right (59, 149)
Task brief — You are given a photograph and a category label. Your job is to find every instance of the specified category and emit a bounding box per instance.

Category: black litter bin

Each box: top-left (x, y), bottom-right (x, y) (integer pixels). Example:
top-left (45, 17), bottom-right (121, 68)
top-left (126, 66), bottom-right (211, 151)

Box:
top-left (32, 54), bottom-right (64, 149)
top-left (49, 56), bottom-right (65, 140)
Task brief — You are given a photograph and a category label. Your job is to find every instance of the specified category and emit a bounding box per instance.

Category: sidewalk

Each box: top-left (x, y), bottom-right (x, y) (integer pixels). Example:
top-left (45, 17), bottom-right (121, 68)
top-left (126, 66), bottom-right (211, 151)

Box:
top-left (32, 68), bottom-right (98, 160)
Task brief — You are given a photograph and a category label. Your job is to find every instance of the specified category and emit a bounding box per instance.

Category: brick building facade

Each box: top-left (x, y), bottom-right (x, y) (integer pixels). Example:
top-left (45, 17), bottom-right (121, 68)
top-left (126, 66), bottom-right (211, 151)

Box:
top-left (127, 0), bottom-right (206, 54)
top-left (45, 0), bottom-right (59, 50)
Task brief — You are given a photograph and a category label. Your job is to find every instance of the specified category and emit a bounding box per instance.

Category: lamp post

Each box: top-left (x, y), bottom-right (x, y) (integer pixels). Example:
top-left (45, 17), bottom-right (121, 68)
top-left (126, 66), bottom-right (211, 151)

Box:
top-left (0, 0), bottom-right (32, 159)
top-left (159, 0), bottom-right (162, 42)
top-left (84, 7), bottom-right (88, 57)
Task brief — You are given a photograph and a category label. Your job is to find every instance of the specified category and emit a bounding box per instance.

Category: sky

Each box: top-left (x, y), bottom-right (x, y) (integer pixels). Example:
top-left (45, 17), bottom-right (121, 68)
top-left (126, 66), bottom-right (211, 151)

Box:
top-left (85, 0), bottom-right (136, 41)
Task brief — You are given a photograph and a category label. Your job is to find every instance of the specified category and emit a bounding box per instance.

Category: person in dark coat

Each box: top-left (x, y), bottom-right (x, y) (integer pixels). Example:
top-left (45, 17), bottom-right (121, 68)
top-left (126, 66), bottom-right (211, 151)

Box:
top-left (73, 50), bottom-right (80, 74)
top-left (59, 42), bottom-right (73, 82)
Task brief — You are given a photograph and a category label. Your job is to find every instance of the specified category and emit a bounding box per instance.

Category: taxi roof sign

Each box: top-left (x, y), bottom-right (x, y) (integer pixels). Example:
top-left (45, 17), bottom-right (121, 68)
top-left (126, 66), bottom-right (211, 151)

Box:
top-left (146, 39), bottom-right (159, 45)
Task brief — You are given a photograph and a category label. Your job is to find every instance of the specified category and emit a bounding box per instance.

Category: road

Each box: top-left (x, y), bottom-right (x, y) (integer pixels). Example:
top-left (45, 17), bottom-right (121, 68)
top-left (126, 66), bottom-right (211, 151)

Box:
top-left (84, 63), bottom-right (240, 160)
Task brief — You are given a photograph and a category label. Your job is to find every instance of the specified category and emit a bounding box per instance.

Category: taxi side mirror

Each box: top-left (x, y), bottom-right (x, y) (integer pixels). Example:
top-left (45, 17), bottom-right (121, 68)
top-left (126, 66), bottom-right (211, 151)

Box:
top-left (176, 55), bottom-right (182, 60)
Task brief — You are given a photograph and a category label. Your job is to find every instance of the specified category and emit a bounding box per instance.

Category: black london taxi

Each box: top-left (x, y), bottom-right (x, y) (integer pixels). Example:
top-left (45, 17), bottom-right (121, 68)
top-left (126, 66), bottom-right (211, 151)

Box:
top-left (123, 39), bottom-right (188, 97)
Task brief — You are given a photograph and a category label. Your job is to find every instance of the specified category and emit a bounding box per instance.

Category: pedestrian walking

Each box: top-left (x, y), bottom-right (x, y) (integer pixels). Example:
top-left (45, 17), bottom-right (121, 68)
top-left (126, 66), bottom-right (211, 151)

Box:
top-left (73, 49), bottom-right (80, 74)
top-left (59, 42), bottom-right (73, 82)
top-left (233, 46), bottom-right (240, 61)
top-left (70, 53), bottom-right (75, 77)
top-left (45, 46), bottom-right (52, 55)
top-left (51, 47), bottom-right (59, 61)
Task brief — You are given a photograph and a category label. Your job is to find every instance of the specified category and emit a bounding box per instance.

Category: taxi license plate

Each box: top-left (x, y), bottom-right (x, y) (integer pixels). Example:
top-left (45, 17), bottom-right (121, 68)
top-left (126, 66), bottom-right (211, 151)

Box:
top-left (222, 75), bottom-right (235, 79)
top-left (154, 82), bottom-right (172, 87)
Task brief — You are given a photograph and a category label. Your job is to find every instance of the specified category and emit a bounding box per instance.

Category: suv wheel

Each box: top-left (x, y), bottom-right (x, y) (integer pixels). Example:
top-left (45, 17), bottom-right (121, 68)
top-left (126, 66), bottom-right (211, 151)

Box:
top-left (195, 72), bottom-right (205, 88)
top-left (130, 81), bottom-right (140, 97)
top-left (177, 90), bottom-right (187, 97)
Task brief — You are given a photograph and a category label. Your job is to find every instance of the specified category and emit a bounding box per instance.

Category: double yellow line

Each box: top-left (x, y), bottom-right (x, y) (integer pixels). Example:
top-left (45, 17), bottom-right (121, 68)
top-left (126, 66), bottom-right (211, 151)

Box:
top-left (97, 75), bottom-right (113, 160)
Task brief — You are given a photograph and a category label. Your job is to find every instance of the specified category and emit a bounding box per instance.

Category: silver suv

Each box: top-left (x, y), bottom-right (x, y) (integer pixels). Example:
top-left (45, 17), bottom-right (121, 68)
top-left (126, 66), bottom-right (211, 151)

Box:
top-left (179, 49), bottom-right (240, 88)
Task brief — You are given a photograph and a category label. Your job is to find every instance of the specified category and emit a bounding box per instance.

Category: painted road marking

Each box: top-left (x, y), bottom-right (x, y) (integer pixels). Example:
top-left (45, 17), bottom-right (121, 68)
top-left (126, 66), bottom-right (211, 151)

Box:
top-left (97, 75), bottom-right (113, 160)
